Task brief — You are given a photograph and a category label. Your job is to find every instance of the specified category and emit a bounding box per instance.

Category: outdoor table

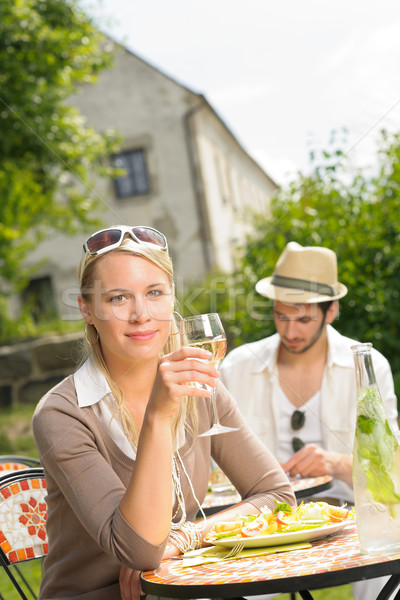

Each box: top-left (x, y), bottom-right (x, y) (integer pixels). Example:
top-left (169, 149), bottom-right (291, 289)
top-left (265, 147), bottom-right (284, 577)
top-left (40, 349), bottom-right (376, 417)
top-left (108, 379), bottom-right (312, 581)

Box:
top-left (201, 475), bottom-right (333, 515)
top-left (290, 475), bottom-right (333, 499)
top-left (141, 523), bottom-right (400, 600)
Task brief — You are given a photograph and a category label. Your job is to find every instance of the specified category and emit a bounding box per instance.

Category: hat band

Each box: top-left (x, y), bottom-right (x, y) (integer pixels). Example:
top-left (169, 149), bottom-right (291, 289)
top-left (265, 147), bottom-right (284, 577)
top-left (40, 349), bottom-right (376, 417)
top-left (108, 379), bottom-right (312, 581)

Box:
top-left (271, 275), bottom-right (338, 297)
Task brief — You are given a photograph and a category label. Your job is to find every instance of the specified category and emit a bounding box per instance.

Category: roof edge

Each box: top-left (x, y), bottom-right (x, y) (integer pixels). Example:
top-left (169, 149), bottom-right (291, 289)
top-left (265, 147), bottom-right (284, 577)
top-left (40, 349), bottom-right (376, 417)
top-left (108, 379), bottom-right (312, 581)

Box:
top-left (103, 32), bottom-right (203, 99)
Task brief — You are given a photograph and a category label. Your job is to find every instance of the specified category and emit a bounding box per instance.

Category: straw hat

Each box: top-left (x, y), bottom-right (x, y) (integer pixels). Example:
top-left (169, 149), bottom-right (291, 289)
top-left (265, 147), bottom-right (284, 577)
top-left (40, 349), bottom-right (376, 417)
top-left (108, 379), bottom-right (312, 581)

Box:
top-left (255, 242), bottom-right (348, 304)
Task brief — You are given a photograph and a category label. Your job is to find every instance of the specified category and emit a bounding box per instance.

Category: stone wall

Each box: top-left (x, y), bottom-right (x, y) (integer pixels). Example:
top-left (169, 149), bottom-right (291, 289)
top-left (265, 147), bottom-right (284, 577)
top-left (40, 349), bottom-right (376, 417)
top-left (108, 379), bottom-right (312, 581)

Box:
top-left (0, 332), bottom-right (84, 407)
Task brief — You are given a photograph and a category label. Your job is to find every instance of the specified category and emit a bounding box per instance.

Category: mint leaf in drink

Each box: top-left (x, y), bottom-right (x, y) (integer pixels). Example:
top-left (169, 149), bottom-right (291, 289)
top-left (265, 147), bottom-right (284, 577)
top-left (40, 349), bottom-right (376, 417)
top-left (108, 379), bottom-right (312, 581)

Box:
top-left (357, 415), bottom-right (375, 434)
top-left (356, 386), bottom-right (400, 505)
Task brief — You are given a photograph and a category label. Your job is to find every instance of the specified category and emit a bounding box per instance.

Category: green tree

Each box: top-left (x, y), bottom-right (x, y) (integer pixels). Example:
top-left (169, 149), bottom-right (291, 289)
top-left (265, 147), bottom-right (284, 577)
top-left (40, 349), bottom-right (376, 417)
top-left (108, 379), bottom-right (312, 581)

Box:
top-left (0, 0), bottom-right (120, 291)
top-left (185, 130), bottom-right (400, 388)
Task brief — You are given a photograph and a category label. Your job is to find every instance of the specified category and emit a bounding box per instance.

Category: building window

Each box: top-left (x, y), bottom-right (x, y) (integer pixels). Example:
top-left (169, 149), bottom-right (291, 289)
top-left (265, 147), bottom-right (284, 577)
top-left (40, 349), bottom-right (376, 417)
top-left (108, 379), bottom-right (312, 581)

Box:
top-left (22, 276), bottom-right (57, 322)
top-left (214, 151), bottom-right (233, 207)
top-left (111, 149), bottom-right (149, 198)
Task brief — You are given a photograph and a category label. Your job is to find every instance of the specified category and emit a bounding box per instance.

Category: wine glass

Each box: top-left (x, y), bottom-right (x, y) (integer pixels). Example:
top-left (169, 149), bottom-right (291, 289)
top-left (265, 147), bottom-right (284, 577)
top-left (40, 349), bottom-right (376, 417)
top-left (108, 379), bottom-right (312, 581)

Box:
top-left (180, 313), bottom-right (239, 437)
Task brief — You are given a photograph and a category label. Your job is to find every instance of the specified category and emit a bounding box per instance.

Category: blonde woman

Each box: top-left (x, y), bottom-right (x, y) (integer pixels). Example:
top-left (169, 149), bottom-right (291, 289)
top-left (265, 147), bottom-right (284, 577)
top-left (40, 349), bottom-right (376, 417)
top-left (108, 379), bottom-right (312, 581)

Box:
top-left (33, 225), bottom-right (294, 600)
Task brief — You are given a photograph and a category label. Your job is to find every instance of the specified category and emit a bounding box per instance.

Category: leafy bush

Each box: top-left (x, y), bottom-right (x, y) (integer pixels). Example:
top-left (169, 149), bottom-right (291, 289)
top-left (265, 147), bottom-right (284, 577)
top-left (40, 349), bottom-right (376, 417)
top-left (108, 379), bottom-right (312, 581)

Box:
top-left (0, 296), bottom-right (81, 345)
top-left (0, 0), bottom-right (121, 294)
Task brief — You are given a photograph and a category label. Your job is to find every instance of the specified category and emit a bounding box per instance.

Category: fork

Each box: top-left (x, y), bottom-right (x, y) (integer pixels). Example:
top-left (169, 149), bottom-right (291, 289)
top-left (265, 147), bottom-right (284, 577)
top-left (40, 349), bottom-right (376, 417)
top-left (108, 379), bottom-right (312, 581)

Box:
top-left (215, 541), bottom-right (245, 560)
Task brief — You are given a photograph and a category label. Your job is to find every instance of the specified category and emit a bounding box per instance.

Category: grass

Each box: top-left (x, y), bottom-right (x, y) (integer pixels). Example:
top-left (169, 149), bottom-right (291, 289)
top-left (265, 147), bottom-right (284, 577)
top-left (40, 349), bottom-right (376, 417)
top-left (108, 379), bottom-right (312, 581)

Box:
top-left (0, 404), bottom-right (39, 457)
top-left (0, 560), bottom-right (44, 598)
top-left (0, 404), bottom-right (355, 599)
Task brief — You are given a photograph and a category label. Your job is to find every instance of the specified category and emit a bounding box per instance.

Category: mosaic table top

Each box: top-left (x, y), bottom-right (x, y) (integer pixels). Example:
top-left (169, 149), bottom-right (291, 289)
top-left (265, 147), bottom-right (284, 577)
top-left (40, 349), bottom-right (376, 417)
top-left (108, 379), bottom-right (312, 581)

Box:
top-left (201, 475), bottom-right (333, 509)
top-left (291, 475), bottom-right (333, 499)
top-left (142, 524), bottom-right (400, 597)
top-left (290, 474), bottom-right (333, 493)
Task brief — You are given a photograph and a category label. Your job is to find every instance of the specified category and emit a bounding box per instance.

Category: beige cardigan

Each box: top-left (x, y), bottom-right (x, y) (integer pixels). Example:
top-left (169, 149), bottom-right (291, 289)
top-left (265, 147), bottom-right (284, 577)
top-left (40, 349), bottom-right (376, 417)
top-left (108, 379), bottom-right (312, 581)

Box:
top-left (33, 375), bottom-right (294, 599)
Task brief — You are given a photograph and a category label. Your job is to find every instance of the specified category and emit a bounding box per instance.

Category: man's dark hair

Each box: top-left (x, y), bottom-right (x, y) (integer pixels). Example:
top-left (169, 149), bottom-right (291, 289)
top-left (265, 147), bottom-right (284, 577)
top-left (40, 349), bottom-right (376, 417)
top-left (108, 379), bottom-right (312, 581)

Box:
top-left (318, 301), bottom-right (334, 317)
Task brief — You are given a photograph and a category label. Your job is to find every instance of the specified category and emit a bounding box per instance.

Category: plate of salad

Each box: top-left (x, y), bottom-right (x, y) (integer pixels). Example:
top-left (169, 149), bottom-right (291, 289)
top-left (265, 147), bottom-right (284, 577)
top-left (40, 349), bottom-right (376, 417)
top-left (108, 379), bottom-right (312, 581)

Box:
top-left (205, 501), bottom-right (354, 549)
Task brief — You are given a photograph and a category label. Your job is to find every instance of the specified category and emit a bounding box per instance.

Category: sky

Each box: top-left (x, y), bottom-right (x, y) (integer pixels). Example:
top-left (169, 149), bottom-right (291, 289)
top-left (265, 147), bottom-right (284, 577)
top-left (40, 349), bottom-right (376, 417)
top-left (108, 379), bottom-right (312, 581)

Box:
top-left (81, 0), bottom-right (400, 184)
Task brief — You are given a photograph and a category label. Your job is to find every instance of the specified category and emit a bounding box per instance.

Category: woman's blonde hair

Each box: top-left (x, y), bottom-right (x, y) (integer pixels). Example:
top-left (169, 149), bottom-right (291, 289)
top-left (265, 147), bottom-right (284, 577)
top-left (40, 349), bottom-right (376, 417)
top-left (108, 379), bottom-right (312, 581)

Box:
top-left (78, 236), bottom-right (199, 448)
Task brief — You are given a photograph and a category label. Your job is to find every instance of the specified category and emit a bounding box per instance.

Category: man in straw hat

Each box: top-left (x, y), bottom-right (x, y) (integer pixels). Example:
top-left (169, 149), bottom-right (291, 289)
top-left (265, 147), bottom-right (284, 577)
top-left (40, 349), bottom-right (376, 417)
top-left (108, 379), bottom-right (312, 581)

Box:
top-left (221, 242), bottom-right (399, 600)
top-left (221, 242), bottom-right (398, 506)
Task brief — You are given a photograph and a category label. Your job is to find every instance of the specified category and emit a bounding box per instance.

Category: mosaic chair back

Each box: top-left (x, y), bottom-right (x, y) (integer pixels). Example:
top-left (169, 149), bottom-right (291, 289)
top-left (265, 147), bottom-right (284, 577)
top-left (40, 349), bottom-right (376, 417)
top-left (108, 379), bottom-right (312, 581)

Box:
top-left (0, 456), bottom-right (41, 474)
top-left (0, 468), bottom-right (47, 600)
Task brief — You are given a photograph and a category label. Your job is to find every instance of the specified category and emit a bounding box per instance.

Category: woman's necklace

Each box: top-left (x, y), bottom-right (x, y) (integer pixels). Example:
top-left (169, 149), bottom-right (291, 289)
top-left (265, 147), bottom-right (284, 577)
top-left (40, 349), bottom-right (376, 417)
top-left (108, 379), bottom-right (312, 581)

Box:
top-left (170, 452), bottom-right (186, 529)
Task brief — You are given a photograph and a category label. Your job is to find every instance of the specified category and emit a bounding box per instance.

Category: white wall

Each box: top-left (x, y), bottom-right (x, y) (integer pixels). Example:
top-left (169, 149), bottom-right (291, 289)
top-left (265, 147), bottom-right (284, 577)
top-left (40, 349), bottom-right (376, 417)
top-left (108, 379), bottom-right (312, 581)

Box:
top-left (188, 104), bottom-right (277, 272)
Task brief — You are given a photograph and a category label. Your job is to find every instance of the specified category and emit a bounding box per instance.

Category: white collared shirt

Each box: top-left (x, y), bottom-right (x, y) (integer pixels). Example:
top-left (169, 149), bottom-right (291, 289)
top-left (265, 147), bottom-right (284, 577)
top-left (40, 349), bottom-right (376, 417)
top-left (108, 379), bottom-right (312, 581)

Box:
top-left (74, 359), bottom-right (137, 459)
top-left (277, 388), bottom-right (322, 464)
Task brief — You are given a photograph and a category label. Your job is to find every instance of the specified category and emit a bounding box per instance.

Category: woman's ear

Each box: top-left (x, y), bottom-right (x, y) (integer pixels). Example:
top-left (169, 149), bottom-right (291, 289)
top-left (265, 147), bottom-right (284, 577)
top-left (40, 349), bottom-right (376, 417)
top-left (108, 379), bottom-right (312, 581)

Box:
top-left (78, 296), bottom-right (92, 324)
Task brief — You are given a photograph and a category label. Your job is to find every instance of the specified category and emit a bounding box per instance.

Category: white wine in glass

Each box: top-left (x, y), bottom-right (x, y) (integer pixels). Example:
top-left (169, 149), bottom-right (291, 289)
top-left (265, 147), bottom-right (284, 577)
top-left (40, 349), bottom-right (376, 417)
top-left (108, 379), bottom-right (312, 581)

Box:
top-left (180, 313), bottom-right (239, 437)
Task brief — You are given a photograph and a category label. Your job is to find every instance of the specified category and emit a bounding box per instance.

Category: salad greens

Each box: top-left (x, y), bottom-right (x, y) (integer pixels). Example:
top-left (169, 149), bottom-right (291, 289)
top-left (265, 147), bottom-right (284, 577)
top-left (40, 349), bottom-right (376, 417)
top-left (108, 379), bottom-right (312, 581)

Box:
top-left (273, 501), bottom-right (292, 514)
top-left (355, 386), bottom-right (400, 506)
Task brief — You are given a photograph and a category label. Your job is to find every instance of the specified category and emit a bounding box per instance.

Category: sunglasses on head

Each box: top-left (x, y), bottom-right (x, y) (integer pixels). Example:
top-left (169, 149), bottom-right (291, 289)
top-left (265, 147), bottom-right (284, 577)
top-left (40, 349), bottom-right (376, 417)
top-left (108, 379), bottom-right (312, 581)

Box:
top-left (83, 225), bottom-right (168, 256)
top-left (291, 409), bottom-right (305, 453)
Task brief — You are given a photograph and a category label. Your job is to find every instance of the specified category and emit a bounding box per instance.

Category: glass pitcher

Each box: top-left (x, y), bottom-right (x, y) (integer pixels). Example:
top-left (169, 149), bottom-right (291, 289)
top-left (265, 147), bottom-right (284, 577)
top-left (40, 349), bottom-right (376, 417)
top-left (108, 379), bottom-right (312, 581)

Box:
top-left (352, 343), bottom-right (400, 554)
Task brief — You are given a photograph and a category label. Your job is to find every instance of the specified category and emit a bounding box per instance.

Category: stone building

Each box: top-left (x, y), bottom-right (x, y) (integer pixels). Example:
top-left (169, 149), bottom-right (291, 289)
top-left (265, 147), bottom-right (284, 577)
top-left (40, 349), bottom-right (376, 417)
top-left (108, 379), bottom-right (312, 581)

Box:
top-left (24, 44), bottom-right (278, 321)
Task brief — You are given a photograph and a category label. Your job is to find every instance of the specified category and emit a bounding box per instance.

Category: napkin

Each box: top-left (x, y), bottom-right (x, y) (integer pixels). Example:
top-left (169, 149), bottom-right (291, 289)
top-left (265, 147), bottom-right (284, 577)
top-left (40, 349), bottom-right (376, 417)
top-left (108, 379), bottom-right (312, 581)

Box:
top-left (182, 542), bottom-right (312, 567)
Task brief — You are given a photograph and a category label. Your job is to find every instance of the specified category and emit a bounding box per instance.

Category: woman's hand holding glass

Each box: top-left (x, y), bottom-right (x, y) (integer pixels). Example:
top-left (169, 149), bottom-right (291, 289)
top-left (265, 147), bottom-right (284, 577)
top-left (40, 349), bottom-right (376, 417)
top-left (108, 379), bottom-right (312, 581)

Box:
top-left (149, 346), bottom-right (221, 418)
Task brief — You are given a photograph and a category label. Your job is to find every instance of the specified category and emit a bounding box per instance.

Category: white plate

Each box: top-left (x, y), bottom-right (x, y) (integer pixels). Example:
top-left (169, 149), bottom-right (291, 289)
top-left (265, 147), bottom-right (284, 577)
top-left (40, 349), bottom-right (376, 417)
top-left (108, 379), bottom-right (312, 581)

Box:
top-left (209, 521), bottom-right (350, 548)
